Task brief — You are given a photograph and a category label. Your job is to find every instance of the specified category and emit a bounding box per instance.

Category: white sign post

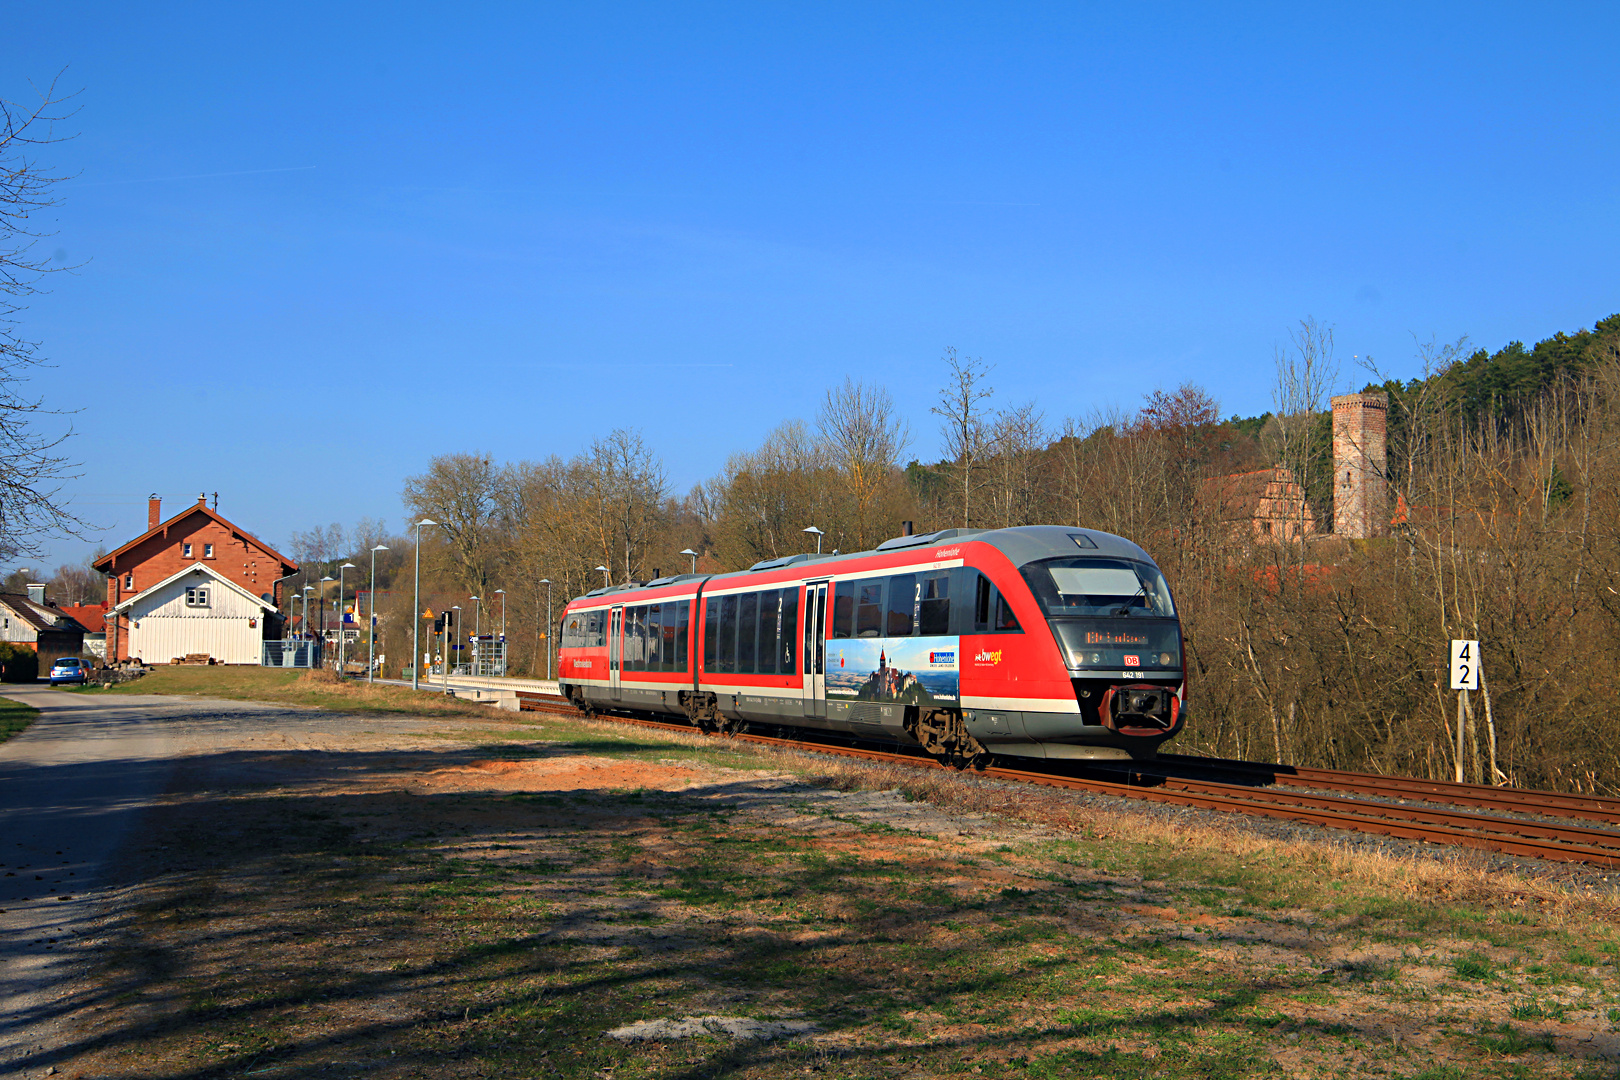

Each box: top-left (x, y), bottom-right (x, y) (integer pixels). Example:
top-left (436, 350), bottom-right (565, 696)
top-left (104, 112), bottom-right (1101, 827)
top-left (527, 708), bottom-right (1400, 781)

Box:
top-left (1449, 640), bottom-right (1479, 783)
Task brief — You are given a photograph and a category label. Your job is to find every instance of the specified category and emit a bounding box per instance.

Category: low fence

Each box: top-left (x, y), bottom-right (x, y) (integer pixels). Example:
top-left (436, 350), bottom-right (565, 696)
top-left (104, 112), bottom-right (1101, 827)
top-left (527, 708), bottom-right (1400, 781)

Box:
top-left (262, 640), bottom-right (324, 668)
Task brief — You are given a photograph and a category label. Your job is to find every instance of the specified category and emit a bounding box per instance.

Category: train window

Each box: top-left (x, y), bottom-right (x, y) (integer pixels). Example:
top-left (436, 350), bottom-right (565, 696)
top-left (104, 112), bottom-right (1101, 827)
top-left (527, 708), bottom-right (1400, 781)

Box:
top-left (1019, 558), bottom-right (1176, 618)
top-left (647, 604), bottom-right (664, 672)
top-left (994, 592), bottom-right (1022, 633)
top-left (673, 600), bottom-right (690, 671)
top-left (628, 607), bottom-right (647, 671)
top-left (831, 581), bottom-right (854, 638)
top-left (718, 594), bottom-right (738, 673)
top-left (803, 587), bottom-right (815, 670)
top-left (702, 598), bottom-right (718, 671)
top-left (855, 579), bottom-right (884, 637)
top-left (758, 590), bottom-right (780, 675)
top-left (918, 572), bottom-right (949, 636)
top-left (738, 592), bottom-right (759, 673)
top-left (562, 615), bottom-right (581, 649)
top-left (886, 574), bottom-right (916, 636)
top-left (586, 610), bottom-right (606, 648)
top-left (969, 573), bottom-right (1022, 634)
top-left (780, 587), bottom-right (798, 673)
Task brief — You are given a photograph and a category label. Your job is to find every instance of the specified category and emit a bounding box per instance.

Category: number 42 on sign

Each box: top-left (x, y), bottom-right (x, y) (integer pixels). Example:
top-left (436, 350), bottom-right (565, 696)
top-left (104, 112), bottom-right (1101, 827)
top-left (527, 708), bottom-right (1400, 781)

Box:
top-left (1450, 639), bottom-right (1480, 691)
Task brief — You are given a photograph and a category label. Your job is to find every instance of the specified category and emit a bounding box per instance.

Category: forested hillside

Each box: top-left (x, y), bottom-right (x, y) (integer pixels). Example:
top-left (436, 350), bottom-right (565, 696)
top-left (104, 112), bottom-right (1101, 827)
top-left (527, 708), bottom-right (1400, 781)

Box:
top-left (267, 315), bottom-right (1620, 794)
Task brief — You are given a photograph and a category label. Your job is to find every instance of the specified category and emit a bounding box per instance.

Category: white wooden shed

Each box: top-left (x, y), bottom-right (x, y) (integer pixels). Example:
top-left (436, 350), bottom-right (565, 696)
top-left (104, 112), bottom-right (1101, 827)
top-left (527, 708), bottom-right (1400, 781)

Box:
top-left (111, 564), bottom-right (275, 665)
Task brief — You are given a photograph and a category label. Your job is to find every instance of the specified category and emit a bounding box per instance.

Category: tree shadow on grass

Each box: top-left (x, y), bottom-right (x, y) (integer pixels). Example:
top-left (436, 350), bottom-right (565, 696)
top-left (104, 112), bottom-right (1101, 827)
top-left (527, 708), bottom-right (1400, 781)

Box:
top-left (2, 741), bottom-right (1409, 1079)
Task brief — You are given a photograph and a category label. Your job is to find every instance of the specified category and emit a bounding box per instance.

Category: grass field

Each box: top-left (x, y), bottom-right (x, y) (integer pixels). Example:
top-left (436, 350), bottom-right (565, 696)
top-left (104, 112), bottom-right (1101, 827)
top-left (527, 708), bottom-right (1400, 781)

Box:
top-left (49, 667), bottom-right (1620, 1078)
top-left (71, 664), bottom-right (499, 717)
top-left (0, 693), bottom-right (38, 744)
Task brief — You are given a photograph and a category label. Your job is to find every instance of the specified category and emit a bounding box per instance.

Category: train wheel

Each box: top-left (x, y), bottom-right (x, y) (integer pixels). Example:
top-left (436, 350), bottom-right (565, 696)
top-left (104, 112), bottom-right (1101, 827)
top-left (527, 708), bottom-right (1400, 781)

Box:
top-left (907, 708), bottom-right (991, 770)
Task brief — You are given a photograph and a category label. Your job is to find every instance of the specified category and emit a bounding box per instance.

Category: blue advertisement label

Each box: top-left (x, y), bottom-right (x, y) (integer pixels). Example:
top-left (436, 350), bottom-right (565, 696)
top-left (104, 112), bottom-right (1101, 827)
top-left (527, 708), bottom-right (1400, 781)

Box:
top-left (827, 636), bottom-right (960, 705)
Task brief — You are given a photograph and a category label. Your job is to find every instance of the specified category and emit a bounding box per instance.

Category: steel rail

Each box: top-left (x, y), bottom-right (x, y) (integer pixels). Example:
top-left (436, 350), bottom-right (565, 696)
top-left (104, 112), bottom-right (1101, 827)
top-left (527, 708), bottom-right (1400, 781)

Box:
top-left (1157, 753), bottom-right (1620, 825)
top-left (517, 693), bottom-right (1620, 868)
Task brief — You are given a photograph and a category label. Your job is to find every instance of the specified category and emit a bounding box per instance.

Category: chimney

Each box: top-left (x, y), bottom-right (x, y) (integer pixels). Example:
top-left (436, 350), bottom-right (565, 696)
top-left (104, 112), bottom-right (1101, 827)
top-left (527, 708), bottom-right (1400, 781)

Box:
top-left (148, 494), bottom-right (161, 530)
top-left (901, 521), bottom-right (915, 536)
top-left (1332, 392), bottom-right (1389, 539)
top-left (197, 492), bottom-right (208, 505)
top-left (26, 583), bottom-right (45, 606)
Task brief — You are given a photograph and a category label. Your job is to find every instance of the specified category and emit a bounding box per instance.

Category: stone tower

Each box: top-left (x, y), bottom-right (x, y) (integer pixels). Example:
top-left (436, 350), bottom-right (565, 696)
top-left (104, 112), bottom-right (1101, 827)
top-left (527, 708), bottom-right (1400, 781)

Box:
top-left (1331, 392), bottom-right (1388, 539)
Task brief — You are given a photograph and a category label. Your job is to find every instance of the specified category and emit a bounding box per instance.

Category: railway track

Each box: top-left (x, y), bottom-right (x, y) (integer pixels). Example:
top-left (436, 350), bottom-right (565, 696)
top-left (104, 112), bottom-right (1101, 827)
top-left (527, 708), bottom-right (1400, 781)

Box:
top-left (512, 691), bottom-right (1620, 869)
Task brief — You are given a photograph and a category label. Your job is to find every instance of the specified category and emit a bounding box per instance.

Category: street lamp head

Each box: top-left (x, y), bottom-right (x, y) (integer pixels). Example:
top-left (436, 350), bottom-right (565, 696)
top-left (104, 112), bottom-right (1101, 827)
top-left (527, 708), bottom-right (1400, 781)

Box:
top-left (802, 526), bottom-right (823, 536)
top-left (417, 518), bottom-right (438, 527)
top-left (538, 578), bottom-right (550, 585)
top-left (321, 575), bottom-right (335, 583)
top-left (594, 565), bottom-right (609, 572)
top-left (680, 548), bottom-right (697, 556)
top-left (469, 595), bottom-right (480, 601)
top-left (341, 562), bottom-right (356, 570)
top-left (495, 588), bottom-right (506, 595)
top-left (372, 544), bottom-right (390, 552)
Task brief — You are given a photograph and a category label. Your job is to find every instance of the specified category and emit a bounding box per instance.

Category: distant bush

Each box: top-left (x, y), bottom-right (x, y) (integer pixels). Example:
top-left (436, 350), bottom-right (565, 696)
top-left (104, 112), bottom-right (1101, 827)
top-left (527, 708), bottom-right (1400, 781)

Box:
top-left (0, 643), bottom-right (39, 683)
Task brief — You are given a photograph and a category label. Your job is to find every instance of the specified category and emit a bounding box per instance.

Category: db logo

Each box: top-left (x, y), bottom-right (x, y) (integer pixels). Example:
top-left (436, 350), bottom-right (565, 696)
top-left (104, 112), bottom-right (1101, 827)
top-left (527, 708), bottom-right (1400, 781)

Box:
top-left (1124, 655), bottom-right (1140, 667)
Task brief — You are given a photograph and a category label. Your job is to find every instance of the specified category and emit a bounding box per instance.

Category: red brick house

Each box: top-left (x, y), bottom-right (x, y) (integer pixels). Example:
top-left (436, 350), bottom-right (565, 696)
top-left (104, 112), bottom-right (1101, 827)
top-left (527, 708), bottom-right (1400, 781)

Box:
top-left (93, 494), bottom-right (299, 664)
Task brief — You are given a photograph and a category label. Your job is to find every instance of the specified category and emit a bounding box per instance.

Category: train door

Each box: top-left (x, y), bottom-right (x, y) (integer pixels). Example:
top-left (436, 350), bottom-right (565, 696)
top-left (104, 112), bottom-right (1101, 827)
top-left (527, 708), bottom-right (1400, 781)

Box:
top-left (801, 581), bottom-right (828, 719)
top-left (608, 606), bottom-right (623, 701)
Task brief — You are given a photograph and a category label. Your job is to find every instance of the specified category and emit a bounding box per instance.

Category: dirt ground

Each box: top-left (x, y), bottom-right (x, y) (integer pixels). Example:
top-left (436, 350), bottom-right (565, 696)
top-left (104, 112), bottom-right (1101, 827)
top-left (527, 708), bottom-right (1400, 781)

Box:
top-left (31, 698), bottom-right (1620, 1079)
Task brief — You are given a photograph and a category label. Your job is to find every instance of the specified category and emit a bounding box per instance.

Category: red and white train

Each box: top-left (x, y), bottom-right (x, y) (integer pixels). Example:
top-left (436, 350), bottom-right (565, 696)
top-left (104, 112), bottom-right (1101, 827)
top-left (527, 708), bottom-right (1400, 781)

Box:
top-left (556, 525), bottom-right (1185, 764)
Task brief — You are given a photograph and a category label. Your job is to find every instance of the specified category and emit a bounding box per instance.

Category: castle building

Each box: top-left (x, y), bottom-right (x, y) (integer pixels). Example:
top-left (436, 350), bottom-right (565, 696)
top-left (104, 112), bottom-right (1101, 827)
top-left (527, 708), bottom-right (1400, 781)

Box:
top-left (1331, 392), bottom-right (1389, 539)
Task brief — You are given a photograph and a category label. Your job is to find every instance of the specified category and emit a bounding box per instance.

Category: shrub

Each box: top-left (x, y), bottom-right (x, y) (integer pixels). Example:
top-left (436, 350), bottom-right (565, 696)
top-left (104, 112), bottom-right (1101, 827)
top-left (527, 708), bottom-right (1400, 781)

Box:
top-left (0, 642), bottom-right (39, 683)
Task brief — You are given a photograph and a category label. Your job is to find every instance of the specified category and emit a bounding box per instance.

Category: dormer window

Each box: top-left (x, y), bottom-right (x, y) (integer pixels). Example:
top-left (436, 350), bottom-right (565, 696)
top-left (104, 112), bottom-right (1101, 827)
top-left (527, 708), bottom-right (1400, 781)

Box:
top-left (183, 543), bottom-right (193, 557)
top-left (204, 543), bottom-right (214, 558)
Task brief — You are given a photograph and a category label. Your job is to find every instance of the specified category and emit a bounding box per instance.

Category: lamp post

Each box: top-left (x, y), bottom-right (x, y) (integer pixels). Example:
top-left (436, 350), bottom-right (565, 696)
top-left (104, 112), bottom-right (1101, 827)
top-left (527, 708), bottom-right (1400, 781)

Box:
top-left (445, 605), bottom-right (461, 694)
top-left (680, 548), bottom-right (697, 574)
top-left (319, 576), bottom-right (335, 662)
top-left (301, 586), bottom-right (315, 662)
top-left (595, 565), bottom-right (610, 588)
top-left (338, 563), bottom-right (356, 675)
top-left (368, 544), bottom-right (389, 683)
top-left (538, 579), bottom-right (552, 680)
top-left (470, 595), bottom-right (481, 676)
top-left (803, 526), bottom-right (824, 554)
top-left (411, 518), bottom-right (439, 691)
top-left (494, 589), bottom-right (506, 675)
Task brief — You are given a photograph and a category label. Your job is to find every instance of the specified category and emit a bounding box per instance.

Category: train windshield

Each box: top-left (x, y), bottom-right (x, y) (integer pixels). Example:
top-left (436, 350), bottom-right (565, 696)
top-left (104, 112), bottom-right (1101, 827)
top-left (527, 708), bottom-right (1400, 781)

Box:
top-left (1019, 558), bottom-right (1176, 618)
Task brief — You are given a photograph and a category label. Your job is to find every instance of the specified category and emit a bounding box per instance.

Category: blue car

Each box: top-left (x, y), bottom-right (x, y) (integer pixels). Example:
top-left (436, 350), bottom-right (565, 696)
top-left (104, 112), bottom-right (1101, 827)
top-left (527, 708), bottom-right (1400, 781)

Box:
top-left (49, 657), bottom-right (88, 686)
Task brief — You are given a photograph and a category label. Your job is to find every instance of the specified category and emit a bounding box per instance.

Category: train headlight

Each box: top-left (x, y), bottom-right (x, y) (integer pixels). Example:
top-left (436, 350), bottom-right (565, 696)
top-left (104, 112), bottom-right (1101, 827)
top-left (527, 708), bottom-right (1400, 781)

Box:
top-left (1090, 652), bottom-right (1102, 664)
top-left (1158, 652), bottom-right (1173, 666)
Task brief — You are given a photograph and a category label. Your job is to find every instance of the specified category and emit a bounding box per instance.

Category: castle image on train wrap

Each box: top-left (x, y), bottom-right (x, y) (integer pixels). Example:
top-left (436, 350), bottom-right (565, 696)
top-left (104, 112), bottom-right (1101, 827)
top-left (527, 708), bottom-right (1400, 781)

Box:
top-left (825, 637), bottom-right (960, 706)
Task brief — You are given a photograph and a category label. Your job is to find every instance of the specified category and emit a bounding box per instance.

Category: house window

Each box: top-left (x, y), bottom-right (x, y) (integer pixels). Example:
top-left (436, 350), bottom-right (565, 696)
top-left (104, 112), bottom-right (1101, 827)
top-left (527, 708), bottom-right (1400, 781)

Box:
top-left (204, 543), bottom-right (214, 558)
top-left (124, 573), bottom-right (133, 590)
top-left (185, 586), bottom-right (210, 607)
top-left (183, 543), bottom-right (193, 557)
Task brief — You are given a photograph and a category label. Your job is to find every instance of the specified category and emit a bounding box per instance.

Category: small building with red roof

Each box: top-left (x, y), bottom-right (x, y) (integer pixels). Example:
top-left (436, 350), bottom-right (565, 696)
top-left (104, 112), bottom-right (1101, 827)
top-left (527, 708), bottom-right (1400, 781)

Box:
top-left (93, 494), bottom-right (299, 664)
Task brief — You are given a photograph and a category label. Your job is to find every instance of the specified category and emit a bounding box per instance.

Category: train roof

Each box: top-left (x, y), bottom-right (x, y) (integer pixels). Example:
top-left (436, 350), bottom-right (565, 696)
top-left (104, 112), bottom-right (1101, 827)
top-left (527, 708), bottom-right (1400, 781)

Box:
top-left (570, 525), bottom-right (1158, 605)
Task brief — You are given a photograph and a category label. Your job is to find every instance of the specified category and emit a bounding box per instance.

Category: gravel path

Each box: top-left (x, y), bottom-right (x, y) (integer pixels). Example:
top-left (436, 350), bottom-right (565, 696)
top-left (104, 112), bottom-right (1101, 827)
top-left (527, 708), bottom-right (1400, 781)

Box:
top-left (0, 686), bottom-right (459, 1078)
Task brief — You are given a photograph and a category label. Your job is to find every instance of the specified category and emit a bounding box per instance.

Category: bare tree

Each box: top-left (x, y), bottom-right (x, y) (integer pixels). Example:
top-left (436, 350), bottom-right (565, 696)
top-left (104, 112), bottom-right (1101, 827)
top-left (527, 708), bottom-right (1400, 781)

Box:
top-left (818, 377), bottom-right (910, 550)
top-left (930, 348), bottom-right (994, 527)
top-left (401, 453), bottom-right (506, 595)
top-left (1269, 318), bottom-right (1339, 548)
top-left (0, 74), bottom-right (86, 559)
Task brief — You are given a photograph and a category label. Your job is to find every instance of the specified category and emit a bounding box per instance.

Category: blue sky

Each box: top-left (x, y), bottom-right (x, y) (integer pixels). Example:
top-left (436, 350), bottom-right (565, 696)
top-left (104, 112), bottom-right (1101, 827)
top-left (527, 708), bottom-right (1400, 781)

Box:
top-left (10, 2), bottom-right (1619, 572)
